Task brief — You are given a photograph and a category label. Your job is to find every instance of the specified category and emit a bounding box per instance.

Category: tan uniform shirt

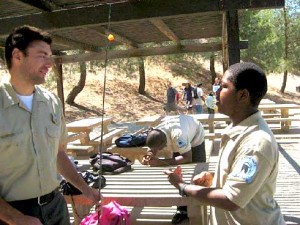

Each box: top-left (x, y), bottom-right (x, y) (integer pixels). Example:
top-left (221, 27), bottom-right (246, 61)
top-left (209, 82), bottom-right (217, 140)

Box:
top-left (157, 115), bottom-right (205, 154)
top-left (0, 82), bottom-right (68, 201)
top-left (210, 112), bottom-right (285, 225)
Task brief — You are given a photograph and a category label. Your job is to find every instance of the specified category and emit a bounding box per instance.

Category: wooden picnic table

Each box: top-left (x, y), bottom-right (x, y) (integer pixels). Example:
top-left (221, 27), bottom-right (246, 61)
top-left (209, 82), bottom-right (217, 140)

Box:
top-left (190, 114), bottom-right (231, 133)
top-left (101, 162), bottom-right (209, 225)
top-left (135, 114), bottom-right (165, 127)
top-left (258, 103), bottom-right (300, 117)
top-left (259, 98), bottom-right (275, 105)
top-left (66, 132), bottom-right (86, 143)
top-left (258, 104), bottom-right (300, 131)
top-left (67, 117), bottom-right (113, 144)
top-left (162, 114), bottom-right (231, 133)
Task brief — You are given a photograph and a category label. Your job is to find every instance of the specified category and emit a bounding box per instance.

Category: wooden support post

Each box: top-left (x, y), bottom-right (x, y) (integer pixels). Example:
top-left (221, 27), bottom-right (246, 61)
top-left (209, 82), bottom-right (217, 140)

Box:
top-left (53, 54), bottom-right (65, 115)
top-left (225, 10), bottom-right (240, 67)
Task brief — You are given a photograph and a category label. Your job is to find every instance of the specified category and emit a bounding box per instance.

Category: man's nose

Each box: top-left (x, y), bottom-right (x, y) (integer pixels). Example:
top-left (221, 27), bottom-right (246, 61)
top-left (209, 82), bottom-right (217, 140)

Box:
top-left (45, 56), bottom-right (54, 68)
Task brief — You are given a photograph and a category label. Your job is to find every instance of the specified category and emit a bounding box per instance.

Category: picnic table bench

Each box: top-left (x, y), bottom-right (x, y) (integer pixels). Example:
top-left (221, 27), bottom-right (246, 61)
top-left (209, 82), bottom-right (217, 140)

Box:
top-left (66, 117), bottom-right (125, 155)
top-left (258, 104), bottom-right (300, 131)
top-left (66, 132), bottom-right (95, 156)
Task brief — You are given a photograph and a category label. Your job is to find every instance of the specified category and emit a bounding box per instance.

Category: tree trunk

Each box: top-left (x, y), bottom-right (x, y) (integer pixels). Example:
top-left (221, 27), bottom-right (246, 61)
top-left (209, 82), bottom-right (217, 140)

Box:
top-left (138, 57), bottom-right (146, 95)
top-left (280, 7), bottom-right (288, 93)
top-left (66, 62), bottom-right (87, 104)
top-left (281, 70), bottom-right (288, 93)
top-left (210, 54), bottom-right (217, 85)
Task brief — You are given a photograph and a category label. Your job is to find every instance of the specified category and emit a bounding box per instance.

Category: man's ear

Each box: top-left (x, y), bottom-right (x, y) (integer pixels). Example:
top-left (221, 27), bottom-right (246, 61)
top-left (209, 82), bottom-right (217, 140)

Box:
top-left (11, 48), bottom-right (23, 63)
top-left (237, 89), bottom-right (250, 102)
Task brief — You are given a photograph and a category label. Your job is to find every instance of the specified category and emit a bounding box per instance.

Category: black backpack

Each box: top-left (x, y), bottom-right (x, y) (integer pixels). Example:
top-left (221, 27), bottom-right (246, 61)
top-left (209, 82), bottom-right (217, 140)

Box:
top-left (193, 88), bottom-right (199, 99)
top-left (115, 133), bottom-right (147, 147)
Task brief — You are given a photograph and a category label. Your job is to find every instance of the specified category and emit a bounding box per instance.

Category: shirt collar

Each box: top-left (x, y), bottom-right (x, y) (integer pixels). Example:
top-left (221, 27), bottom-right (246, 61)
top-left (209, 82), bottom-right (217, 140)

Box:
top-left (1, 81), bottom-right (48, 109)
top-left (223, 111), bottom-right (262, 140)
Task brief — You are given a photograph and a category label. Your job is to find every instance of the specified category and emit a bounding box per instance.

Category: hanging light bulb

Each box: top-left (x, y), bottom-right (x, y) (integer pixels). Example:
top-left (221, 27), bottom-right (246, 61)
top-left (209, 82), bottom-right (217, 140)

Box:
top-left (108, 34), bottom-right (115, 42)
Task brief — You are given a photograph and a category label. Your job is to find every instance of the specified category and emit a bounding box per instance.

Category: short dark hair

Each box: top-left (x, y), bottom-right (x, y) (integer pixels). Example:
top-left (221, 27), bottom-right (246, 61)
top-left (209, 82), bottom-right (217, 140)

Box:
top-left (227, 62), bottom-right (267, 107)
top-left (5, 25), bottom-right (52, 69)
top-left (146, 129), bottom-right (167, 150)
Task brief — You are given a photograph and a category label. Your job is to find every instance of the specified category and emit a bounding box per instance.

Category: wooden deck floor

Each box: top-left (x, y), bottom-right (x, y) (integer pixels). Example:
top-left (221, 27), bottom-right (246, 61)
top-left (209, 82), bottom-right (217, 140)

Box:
top-left (68, 138), bottom-right (300, 225)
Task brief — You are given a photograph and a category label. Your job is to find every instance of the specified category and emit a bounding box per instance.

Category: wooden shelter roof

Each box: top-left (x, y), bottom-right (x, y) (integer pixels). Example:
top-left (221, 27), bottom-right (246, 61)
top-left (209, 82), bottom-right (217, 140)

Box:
top-left (0, 0), bottom-right (284, 63)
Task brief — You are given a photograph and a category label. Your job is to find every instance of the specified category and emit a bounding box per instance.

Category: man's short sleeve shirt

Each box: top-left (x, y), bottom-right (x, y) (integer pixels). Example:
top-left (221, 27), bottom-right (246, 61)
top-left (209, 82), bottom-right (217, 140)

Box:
top-left (156, 115), bottom-right (205, 155)
top-left (210, 112), bottom-right (285, 225)
top-left (0, 82), bottom-right (68, 201)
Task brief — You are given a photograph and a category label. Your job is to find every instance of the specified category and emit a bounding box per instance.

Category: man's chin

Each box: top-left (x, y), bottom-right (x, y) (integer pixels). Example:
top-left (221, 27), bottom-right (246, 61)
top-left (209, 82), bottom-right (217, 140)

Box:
top-left (34, 77), bottom-right (46, 85)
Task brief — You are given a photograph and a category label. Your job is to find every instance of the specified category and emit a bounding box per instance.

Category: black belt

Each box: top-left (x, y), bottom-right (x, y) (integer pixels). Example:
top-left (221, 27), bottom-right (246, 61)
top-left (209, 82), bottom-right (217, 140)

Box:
top-left (8, 187), bottom-right (60, 206)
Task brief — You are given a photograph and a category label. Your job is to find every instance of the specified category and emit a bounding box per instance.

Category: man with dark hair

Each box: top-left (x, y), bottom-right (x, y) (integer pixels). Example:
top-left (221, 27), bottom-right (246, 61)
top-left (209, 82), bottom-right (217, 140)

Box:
top-left (142, 114), bottom-right (206, 224)
top-left (164, 62), bottom-right (285, 225)
top-left (164, 81), bottom-right (185, 115)
top-left (0, 25), bottom-right (100, 225)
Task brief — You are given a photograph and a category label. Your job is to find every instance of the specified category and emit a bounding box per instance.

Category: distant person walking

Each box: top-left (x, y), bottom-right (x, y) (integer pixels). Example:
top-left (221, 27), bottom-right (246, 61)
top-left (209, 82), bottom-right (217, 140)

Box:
top-left (212, 77), bottom-right (221, 93)
top-left (192, 83), bottom-right (205, 114)
top-left (164, 81), bottom-right (185, 115)
top-left (206, 91), bottom-right (216, 114)
top-left (182, 81), bottom-right (193, 112)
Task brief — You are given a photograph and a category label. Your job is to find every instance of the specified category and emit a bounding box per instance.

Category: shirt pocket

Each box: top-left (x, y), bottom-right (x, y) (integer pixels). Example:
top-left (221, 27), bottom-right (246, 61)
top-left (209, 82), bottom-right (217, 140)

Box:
top-left (0, 131), bottom-right (27, 169)
top-left (46, 123), bottom-right (60, 157)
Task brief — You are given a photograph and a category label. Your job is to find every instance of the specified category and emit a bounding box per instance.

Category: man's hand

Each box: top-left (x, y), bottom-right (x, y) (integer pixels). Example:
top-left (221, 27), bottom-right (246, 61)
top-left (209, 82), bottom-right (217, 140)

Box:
top-left (81, 186), bottom-right (101, 206)
top-left (141, 152), bottom-right (153, 165)
top-left (192, 171), bottom-right (213, 187)
top-left (163, 167), bottom-right (184, 189)
top-left (142, 156), bottom-right (164, 167)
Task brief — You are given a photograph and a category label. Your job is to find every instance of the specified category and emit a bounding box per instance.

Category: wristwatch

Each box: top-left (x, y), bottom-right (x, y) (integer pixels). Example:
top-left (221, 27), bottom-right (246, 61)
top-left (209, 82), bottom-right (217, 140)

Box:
top-left (179, 183), bottom-right (188, 196)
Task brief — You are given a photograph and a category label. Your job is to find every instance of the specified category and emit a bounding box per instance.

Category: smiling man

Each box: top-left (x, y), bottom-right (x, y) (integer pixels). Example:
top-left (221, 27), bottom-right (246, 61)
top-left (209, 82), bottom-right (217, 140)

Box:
top-left (164, 62), bottom-right (286, 225)
top-left (0, 26), bottom-right (100, 225)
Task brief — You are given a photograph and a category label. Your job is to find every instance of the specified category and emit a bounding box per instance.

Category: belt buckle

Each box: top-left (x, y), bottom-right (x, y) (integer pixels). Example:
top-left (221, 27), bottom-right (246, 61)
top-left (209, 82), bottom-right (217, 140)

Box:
top-left (37, 196), bottom-right (48, 206)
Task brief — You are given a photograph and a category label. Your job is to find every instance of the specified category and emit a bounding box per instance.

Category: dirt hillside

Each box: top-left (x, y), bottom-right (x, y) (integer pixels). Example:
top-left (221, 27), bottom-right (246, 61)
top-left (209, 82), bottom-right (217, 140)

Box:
top-left (1, 60), bottom-right (300, 124)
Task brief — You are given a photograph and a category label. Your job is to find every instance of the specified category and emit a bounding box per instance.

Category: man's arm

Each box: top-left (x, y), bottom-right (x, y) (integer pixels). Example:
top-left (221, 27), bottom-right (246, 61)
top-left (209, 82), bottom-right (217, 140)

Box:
top-left (147, 151), bottom-right (192, 166)
top-left (183, 185), bottom-right (239, 211)
top-left (0, 198), bottom-right (42, 225)
top-left (164, 169), bottom-right (239, 211)
top-left (56, 142), bottom-right (100, 204)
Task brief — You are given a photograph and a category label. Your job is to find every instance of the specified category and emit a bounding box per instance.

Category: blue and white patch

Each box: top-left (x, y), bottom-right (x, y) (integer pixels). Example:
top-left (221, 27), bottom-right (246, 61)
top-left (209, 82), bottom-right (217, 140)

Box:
top-left (231, 156), bottom-right (257, 183)
top-left (176, 138), bottom-right (187, 148)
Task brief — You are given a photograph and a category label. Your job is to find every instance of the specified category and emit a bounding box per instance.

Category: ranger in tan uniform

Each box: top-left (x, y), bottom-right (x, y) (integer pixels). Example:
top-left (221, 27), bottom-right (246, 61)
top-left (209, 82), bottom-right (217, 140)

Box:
top-left (0, 26), bottom-right (100, 225)
top-left (164, 62), bottom-right (285, 225)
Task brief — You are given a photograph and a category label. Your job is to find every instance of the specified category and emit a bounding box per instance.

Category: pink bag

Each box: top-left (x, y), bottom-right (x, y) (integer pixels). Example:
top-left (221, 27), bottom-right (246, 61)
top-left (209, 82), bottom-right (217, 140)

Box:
top-left (80, 201), bottom-right (130, 225)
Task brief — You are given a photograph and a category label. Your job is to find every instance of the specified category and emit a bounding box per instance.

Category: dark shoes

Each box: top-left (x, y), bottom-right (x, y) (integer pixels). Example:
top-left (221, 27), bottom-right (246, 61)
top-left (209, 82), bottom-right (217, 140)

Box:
top-left (172, 210), bottom-right (189, 224)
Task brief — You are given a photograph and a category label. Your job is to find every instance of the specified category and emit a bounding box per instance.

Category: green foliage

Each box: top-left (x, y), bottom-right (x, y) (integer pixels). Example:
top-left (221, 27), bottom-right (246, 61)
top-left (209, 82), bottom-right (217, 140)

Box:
top-left (240, 0), bottom-right (300, 74)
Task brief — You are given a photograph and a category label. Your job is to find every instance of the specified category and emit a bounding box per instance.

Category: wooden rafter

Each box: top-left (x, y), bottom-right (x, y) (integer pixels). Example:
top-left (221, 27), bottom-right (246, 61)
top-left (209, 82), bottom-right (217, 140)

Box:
top-left (55, 41), bottom-right (248, 64)
top-left (149, 18), bottom-right (180, 43)
top-left (52, 35), bottom-right (100, 52)
top-left (0, 0), bottom-right (284, 37)
top-left (12, 0), bottom-right (59, 11)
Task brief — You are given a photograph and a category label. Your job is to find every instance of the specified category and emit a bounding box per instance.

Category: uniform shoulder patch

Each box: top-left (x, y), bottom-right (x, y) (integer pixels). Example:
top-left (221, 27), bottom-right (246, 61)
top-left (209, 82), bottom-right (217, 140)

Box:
top-left (230, 156), bottom-right (257, 183)
top-left (176, 138), bottom-right (187, 148)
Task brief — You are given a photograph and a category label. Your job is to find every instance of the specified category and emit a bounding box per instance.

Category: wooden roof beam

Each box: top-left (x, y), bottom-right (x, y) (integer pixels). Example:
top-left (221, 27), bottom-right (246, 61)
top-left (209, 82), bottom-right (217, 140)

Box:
top-left (12, 0), bottom-right (60, 11)
top-left (149, 18), bottom-right (180, 44)
top-left (89, 27), bottom-right (138, 48)
top-left (0, 0), bottom-right (284, 37)
top-left (105, 29), bottom-right (139, 48)
top-left (54, 41), bottom-right (248, 64)
top-left (52, 35), bottom-right (100, 52)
